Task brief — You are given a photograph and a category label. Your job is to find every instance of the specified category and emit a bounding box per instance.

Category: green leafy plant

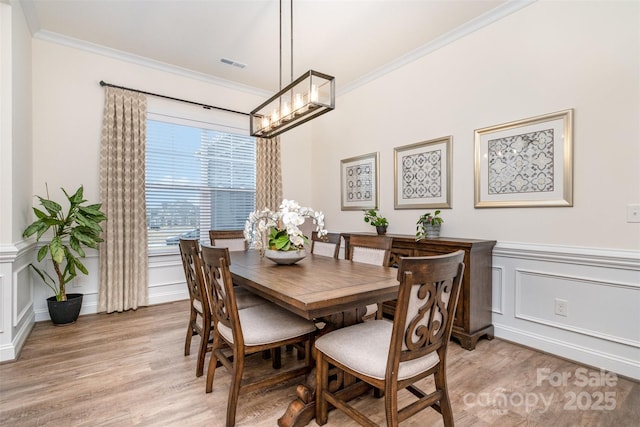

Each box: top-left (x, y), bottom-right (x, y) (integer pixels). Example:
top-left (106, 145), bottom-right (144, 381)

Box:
top-left (22, 185), bottom-right (107, 301)
top-left (267, 228), bottom-right (306, 251)
top-left (245, 199), bottom-right (326, 251)
top-left (416, 210), bottom-right (443, 240)
top-left (363, 208), bottom-right (389, 227)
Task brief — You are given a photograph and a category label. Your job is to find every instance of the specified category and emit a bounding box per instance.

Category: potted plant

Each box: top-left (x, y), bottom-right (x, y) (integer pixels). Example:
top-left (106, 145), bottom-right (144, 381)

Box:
top-left (363, 208), bottom-right (389, 235)
top-left (22, 185), bottom-right (107, 325)
top-left (244, 199), bottom-right (326, 264)
top-left (416, 210), bottom-right (443, 240)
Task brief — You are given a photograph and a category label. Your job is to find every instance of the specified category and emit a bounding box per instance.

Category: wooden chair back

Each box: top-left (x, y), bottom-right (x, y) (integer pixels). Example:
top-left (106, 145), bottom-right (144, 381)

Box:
top-left (310, 231), bottom-right (341, 259)
top-left (392, 250), bottom-right (465, 371)
top-left (178, 238), bottom-right (210, 319)
top-left (199, 245), bottom-right (242, 345)
top-left (209, 229), bottom-right (248, 251)
top-left (178, 238), bottom-right (212, 376)
top-left (348, 234), bottom-right (392, 266)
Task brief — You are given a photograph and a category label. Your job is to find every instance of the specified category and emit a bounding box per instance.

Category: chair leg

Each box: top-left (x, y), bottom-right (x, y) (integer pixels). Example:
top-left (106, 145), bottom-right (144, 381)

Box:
top-left (185, 309), bottom-right (197, 356)
top-left (315, 350), bottom-right (329, 425)
top-left (196, 323), bottom-right (210, 377)
top-left (435, 367), bottom-right (454, 427)
top-left (226, 349), bottom-right (245, 427)
top-left (384, 383), bottom-right (399, 427)
top-left (271, 346), bottom-right (282, 369)
top-left (184, 323), bottom-right (193, 356)
top-left (206, 334), bottom-right (222, 393)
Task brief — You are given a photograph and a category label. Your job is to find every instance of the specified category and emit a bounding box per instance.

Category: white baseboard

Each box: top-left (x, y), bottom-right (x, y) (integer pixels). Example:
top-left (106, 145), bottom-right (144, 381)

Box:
top-left (494, 323), bottom-right (640, 380)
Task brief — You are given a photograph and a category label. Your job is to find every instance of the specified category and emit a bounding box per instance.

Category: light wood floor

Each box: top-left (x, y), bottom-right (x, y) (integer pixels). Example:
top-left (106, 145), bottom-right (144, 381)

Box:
top-left (1, 300), bottom-right (638, 426)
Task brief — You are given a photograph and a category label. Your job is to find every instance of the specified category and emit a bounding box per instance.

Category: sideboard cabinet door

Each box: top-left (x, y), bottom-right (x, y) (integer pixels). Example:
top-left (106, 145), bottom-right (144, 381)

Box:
top-left (344, 233), bottom-right (496, 350)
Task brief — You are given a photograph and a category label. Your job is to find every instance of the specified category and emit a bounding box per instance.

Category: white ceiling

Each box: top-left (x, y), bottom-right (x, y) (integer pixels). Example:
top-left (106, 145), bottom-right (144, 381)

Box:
top-left (20, 0), bottom-right (530, 95)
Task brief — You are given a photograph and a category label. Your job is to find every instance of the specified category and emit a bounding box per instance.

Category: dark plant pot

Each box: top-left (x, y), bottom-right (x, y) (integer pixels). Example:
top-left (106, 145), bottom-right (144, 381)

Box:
top-left (47, 293), bottom-right (83, 326)
top-left (376, 225), bottom-right (387, 235)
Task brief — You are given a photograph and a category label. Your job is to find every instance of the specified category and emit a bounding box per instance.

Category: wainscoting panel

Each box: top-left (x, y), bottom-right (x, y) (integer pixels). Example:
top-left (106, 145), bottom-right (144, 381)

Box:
top-left (491, 265), bottom-right (504, 315)
top-left (148, 252), bottom-right (188, 305)
top-left (515, 269), bottom-right (639, 347)
top-left (14, 265), bottom-right (32, 326)
top-left (0, 241), bottom-right (36, 362)
top-left (493, 242), bottom-right (640, 380)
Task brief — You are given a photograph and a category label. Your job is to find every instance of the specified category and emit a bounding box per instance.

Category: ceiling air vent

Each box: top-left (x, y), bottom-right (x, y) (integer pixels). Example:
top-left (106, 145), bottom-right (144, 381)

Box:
top-left (220, 58), bottom-right (246, 69)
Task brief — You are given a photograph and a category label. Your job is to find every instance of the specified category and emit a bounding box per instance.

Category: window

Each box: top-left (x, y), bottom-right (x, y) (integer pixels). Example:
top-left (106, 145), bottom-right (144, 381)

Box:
top-left (146, 117), bottom-right (256, 248)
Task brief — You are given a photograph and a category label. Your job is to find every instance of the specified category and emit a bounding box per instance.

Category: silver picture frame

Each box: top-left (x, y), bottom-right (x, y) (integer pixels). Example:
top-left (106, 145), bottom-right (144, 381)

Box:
top-left (394, 136), bottom-right (452, 209)
top-left (340, 152), bottom-right (379, 211)
top-left (474, 109), bottom-right (573, 208)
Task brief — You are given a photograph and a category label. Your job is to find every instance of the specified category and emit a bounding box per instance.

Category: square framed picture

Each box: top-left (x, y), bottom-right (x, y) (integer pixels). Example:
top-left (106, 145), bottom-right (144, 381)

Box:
top-left (474, 109), bottom-right (573, 208)
top-left (340, 152), bottom-right (379, 211)
top-left (394, 136), bottom-right (452, 209)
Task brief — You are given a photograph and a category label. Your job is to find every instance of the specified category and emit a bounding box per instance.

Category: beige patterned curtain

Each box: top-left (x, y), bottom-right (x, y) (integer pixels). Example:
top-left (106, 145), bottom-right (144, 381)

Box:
top-left (98, 87), bottom-right (148, 313)
top-left (255, 136), bottom-right (283, 210)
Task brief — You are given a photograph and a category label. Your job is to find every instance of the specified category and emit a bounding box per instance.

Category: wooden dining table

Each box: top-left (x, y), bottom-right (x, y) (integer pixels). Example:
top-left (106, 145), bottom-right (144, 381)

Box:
top-left (229, 250), bottom-right (400, 427)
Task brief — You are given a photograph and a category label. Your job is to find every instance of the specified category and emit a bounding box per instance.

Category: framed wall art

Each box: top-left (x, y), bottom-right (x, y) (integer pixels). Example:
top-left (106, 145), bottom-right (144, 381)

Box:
top-left (474, 109), bottom-right (573, 208)
top-left (394, 136), bottom-right (452, 209)
top-left (340, 152), bottom-right (379, 211)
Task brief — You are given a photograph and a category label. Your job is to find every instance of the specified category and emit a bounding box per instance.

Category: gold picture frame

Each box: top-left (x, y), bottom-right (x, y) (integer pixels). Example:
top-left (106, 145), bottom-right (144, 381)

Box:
top-left (474, 109), bottom-right (573, 208)
top-left (394, 136), bottom-right (452, 209)
top-left (340, 152), bottom-right (379, 211)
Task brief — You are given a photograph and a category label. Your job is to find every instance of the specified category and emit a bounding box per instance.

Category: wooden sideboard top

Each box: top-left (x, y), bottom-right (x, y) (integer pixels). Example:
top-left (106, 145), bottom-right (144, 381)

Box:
top-left (343, 232), bottom-right (496, 250)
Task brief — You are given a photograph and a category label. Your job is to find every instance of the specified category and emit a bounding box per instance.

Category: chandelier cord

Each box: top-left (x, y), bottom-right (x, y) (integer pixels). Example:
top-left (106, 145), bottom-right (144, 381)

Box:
top-left (290, 0), bottom-right (293, 83)
top-left (279, 0), bottom-right (295, 92)
top-left (279, 0), bottom-right (282, 92)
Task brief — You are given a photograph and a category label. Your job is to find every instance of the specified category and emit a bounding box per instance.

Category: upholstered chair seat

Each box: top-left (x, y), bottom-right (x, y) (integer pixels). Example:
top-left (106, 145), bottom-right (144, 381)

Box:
top-left (310, 231), bottom-right (342, 259)
top-left (233, 287), bottom-right (268, 309)
top-left (217, 303), bottom-right (317, 346)
top-left (315, 320), bottom-right (439, 381)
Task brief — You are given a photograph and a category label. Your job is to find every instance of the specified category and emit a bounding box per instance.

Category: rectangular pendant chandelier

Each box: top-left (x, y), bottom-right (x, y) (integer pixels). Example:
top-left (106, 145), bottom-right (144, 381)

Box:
top-left (250, 70), bottom-right (335, 138)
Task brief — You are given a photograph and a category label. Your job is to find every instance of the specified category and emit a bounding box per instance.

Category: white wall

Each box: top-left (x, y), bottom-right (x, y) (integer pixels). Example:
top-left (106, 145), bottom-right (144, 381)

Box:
top-left (0, 0), bottom-right (35, 362)
top-left (308, 0), bottom-right (640, 379)
top-left (312, 0), bottom-right (640, 251)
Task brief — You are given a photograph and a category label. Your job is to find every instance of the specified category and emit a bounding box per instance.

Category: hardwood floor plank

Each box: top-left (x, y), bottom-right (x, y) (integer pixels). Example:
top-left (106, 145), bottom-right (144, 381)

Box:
top-left (1, 300), bottom-right (637, 426)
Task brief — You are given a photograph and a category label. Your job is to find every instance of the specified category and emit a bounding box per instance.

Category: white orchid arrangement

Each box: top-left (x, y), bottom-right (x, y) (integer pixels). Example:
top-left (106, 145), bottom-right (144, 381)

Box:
top-left (244, 199), bottom-right (327, 251)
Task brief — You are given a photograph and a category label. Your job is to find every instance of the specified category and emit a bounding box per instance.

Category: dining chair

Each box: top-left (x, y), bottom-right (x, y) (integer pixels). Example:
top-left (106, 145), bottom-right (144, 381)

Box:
top-left (200, 245), bottom-right (317, 427)
top-left (347, 234), bottom-right (393, 320)
top-left (178, 238), bottom-right (213, 377)
top-left (209, 229), bottom-right (248, 251)
top-left (315, 250), bottom-right (466, 427)
top-left (310, 231), bottom-right (341, 259)
top-left (209, 229), bottom-right (279, 364)
top-left (209, 229), bottom-right (266, 309)
top-left (179, 238), bottom-right (268, 376)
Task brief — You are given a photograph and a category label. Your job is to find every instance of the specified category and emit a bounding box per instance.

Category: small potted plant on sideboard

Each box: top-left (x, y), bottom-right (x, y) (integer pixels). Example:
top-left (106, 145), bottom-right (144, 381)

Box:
top-left (363, 208), bottom-right (389, 235)
top-left (416, 210), bottom-right (443, 240)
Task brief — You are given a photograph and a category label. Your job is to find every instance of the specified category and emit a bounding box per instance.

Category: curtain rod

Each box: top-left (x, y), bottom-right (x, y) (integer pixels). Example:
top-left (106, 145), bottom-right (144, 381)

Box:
top-left (99, 80), bottom-right (249, 116)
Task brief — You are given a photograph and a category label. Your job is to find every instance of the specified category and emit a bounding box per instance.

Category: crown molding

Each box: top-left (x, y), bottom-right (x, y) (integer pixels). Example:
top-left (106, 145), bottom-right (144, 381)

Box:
top-left (21, 0), bottom-right (535, 99)
top-left (338, 0), bottom-right (537, 96)
top-left (32, 29), bottom-right (271, 98)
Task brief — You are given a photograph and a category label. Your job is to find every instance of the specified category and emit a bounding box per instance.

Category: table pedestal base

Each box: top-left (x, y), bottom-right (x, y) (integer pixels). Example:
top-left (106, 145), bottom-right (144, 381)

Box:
top-left (278, 307), bottom-right (370, 427)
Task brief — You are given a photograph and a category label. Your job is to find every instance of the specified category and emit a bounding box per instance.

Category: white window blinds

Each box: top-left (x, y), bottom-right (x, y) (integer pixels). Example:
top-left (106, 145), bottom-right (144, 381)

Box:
top-left (146, 117), bottom-right (256, 248)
